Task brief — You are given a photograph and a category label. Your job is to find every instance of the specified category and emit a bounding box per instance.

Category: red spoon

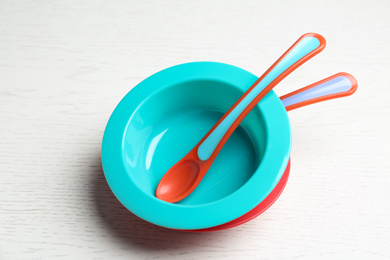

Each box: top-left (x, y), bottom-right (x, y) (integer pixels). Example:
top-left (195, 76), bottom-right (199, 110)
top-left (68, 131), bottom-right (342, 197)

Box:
top-left (156, 33), bottom-right (326, 203)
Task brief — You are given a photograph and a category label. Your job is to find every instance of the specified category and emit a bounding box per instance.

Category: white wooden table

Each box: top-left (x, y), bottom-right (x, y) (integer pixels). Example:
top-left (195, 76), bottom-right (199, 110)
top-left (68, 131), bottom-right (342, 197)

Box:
top-left (1, 0), bottom-right (389, 259)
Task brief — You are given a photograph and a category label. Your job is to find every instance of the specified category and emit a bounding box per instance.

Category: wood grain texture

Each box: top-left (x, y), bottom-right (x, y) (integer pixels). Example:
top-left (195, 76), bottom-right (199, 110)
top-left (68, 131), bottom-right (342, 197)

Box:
top-left (1, 0), bottom-right (389, 259)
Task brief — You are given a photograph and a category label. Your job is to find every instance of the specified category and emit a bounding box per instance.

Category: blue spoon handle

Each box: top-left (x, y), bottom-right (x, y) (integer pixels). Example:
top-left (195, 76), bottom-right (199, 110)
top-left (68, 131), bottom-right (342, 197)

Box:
top-left (197, 33), bottom-right (326, 161)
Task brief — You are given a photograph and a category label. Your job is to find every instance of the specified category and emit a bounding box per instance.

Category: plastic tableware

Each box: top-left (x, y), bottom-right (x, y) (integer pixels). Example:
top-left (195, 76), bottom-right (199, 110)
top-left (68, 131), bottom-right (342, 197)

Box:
top-left (101, 61), bottom-right (357, 230)
top-left (102, 61), bottom-right (292, 230)
top-left (156, 33), bottom-right (326, 203)
top-left (189, 72), bottom-right (357, 232)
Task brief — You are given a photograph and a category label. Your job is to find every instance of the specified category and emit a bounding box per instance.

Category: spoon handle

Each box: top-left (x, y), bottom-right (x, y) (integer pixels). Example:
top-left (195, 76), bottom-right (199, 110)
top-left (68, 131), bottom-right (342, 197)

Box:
top-left (197, 33), bottom-right (326, 161)
top-left (280, 72), bottom-right (357, 111)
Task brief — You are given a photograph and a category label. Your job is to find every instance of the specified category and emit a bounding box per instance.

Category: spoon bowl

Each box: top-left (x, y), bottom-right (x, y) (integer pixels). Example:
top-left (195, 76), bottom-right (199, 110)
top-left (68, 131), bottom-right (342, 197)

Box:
top-left (156, 160), bottom-right (201, 201)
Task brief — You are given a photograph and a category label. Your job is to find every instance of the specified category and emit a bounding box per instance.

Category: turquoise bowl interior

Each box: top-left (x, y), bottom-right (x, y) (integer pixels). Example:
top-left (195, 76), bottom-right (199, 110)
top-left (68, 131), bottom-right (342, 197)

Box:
top-left (102, 62), bottom-right (291, 230)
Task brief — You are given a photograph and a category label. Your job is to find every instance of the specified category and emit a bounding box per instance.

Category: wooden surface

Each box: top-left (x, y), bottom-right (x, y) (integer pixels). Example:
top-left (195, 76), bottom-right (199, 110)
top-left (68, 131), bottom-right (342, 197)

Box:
top-left (1, 0), bottom-right (389, 259)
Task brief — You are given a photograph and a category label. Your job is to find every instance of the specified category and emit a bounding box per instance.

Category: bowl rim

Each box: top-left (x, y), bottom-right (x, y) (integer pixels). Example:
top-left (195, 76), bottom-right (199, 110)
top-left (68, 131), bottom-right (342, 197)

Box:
top-left (188, 159), bottom-right (291, 232)
top-left (101, 61), bottom-right (291, 230)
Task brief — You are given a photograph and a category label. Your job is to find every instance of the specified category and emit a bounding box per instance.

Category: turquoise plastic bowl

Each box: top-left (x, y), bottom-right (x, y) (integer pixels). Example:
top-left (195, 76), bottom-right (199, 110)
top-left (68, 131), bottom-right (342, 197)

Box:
top-left (101, 62), bottom-right (291, 230)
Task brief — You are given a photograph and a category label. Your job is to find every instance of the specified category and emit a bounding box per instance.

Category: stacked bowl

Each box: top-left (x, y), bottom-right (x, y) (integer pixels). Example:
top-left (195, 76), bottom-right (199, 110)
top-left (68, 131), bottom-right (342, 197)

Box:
top-left (102, 61), bottom-right (292, 231)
